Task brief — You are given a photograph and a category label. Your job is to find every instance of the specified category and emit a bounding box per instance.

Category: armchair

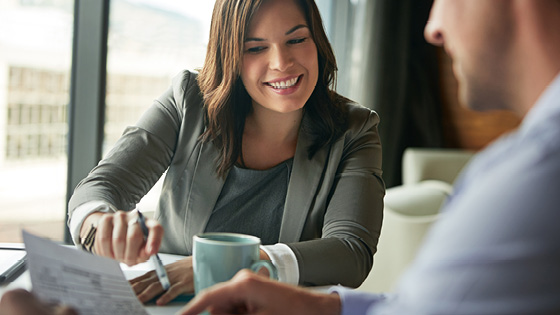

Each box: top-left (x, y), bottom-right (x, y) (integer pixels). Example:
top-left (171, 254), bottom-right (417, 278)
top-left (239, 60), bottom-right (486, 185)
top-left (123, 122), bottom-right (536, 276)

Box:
top-left (357, 147), bottom-right (475, 292)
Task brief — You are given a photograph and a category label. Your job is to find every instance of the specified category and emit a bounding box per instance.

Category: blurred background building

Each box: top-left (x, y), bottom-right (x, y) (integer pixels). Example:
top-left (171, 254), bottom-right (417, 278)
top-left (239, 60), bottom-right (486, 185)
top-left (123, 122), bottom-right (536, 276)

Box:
top-left (0, 0), bottom-right (213, 242)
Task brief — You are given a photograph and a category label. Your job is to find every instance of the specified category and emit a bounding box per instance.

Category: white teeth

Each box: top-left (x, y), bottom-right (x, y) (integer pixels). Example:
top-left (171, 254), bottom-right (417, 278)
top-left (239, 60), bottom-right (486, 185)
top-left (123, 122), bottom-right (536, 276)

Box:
top-left (269, 77), bottom-right (298, 89)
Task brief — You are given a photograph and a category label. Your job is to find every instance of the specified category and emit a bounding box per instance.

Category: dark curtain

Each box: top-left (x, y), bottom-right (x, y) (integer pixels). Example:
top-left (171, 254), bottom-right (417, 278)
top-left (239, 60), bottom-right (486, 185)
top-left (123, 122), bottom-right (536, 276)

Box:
top-left (362, 0), bottom-right (444, 188)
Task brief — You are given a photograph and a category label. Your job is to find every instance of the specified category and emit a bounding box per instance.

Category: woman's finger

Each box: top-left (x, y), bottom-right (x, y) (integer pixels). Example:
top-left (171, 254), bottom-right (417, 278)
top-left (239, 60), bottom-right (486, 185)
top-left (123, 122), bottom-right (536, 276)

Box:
top-left (135, 280), bottom-right (164, 304)
top-left (144, 218), bottom-right (164, 256)
top-left (130, 271), bottom-right (159, 295)
top-left (129, 269), bottom-right (155, 286)
top-left (156, 282), bottom-right (187, 306)
top-left (111, 211), bottom-right (128, 261)
top-left (95, 214), bottom-right (115, 258)
top-left (123, 221), bottom-right (145, 266)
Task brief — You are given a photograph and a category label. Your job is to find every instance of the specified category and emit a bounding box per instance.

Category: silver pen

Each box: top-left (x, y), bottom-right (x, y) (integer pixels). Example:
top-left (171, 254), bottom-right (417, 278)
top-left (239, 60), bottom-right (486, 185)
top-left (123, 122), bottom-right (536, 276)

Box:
top-left (136, 209), bottom-right (171, 290)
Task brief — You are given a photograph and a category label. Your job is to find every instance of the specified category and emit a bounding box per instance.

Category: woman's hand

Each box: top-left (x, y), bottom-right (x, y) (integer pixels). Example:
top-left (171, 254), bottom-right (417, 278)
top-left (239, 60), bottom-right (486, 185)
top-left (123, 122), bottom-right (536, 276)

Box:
top-left (130, 257), bottom-right (194, 305)
top-left (80, 210), bottom-right (163, 266)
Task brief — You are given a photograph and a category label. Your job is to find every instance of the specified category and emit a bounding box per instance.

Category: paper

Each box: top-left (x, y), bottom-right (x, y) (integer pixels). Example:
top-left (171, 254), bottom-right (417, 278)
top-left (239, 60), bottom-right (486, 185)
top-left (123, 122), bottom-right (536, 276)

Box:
top-left (22, 231), bottom-right (148, 315)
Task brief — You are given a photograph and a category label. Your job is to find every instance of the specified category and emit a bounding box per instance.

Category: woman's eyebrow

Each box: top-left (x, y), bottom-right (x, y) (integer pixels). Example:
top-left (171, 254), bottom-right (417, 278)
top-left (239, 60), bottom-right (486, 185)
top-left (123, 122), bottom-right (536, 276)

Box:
top-left (245, 24), bottom-right (310, 43)
top-left (285, 24), bottom-right (309, 35)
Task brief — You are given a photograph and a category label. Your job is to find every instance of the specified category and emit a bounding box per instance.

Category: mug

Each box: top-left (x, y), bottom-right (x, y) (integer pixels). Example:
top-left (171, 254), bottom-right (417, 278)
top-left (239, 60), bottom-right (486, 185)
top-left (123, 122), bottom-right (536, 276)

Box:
top-left (192, 232), bottom-right (278, 294)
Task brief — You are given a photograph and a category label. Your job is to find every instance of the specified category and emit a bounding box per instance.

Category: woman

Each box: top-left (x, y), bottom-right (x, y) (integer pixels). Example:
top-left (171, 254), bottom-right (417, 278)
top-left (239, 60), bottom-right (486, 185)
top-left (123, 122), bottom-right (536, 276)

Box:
top-left (68, 0), bottom-right (384, 305)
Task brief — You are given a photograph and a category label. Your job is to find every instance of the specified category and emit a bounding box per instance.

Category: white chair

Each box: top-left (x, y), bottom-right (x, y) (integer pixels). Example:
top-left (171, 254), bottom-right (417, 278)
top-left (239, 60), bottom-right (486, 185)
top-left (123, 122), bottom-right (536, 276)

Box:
top-left (357, 148), bottom-right (474, 293)
top-left (402, 148), bottom-right (475, 186)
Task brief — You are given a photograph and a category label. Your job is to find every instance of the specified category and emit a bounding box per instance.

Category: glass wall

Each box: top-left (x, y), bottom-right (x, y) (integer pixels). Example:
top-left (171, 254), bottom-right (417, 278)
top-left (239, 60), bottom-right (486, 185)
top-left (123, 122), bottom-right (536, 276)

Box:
top-left (104, 0), bottom-right (215, 212)
top-left (0, 0), bottom-right (74, 242)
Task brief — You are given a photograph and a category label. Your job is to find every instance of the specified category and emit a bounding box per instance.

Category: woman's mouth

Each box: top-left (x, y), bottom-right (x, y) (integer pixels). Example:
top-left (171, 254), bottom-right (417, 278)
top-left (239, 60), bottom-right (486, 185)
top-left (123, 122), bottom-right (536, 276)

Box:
top-left (265, 75), bottom-right (301, 90)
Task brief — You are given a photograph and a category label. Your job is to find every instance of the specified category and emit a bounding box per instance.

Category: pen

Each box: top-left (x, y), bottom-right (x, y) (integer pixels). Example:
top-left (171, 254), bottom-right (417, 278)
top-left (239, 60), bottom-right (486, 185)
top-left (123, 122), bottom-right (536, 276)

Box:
top-left (0, 255), bottom-right (26, 284)
top-left (136, 209), bottom-right (171, 291)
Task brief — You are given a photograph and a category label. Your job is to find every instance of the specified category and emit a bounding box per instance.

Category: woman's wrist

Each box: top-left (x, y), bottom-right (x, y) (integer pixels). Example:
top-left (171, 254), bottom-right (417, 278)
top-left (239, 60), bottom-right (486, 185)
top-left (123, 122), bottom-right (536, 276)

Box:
top-left (78, 212), bottom-right (104, 252)
top-left (259, 249), bottom-right (271, 260)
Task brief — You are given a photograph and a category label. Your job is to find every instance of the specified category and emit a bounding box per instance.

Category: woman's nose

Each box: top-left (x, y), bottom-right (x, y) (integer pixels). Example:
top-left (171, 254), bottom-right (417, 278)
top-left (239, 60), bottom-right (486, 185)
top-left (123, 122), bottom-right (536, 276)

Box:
top-left (269, 46), bottom-right (293, 72)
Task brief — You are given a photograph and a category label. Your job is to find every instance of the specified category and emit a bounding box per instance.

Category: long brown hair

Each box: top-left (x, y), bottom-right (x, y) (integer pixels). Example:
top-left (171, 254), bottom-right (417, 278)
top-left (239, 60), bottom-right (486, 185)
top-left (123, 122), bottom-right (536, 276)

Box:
top-left (197, 0), bottom-right (348, 177)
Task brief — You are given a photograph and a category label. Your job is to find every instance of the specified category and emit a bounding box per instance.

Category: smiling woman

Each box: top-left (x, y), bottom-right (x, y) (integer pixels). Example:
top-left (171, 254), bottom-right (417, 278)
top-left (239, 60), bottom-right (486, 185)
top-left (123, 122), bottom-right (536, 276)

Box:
top-left (238, 0), bottom-right (319, 169)
top-left (68, 0), bottom-right (384, 306)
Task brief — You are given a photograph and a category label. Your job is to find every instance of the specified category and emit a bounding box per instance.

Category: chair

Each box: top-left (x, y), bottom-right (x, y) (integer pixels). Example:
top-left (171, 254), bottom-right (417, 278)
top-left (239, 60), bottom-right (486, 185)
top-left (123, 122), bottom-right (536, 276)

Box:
top-left (357, 147), bottom-right (475, 292)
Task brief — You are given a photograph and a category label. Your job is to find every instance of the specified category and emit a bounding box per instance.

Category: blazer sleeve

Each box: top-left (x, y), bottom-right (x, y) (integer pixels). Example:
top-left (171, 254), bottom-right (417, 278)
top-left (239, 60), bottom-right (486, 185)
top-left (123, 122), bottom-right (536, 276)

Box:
top-left (289, 105), bottom-right (385, 288)
top-left (68, 70), bottom-right (195, 216)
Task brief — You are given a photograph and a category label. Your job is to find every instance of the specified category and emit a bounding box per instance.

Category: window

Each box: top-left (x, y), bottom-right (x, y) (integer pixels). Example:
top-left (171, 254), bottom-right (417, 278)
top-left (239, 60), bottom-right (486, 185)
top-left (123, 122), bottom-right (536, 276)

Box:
top-left (0, 0), bottom-right (74, 242)
top-left (104, 0), bottom-right (215, 211)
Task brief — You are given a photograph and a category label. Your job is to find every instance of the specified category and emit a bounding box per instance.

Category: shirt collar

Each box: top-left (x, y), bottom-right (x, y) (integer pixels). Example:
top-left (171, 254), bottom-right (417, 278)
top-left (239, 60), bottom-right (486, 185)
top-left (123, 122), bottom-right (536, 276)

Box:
top-left (518, 72), bottom-right (560, 137)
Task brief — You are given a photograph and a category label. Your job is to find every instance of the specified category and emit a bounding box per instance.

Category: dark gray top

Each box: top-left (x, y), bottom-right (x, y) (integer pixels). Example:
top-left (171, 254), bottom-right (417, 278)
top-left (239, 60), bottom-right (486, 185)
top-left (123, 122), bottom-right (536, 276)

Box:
top-left (204, 159), bottom-right (293, 245)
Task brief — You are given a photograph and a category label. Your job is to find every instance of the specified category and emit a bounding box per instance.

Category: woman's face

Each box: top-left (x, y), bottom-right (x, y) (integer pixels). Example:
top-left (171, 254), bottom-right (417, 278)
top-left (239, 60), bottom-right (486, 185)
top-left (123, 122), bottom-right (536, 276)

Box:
top-left (241, 0), bottom-right (319, 115)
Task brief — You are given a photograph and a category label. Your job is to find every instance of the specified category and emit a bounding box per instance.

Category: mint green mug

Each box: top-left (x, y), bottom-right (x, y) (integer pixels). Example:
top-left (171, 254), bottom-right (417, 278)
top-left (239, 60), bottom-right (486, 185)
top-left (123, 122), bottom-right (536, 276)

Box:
top-left (193, 232), bottom-right (278, 294)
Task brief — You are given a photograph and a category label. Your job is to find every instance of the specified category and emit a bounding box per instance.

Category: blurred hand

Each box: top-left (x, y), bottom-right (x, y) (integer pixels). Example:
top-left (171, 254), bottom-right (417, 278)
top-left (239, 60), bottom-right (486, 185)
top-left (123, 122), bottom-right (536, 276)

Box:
top-left (81, 209), bottom-right (163, 266)
top-left (178, 269), bottom-right (342, 315)
top-left (0, 289), bottom-right (78, 315)
top-left (130, 257), bottom-right (194, 305)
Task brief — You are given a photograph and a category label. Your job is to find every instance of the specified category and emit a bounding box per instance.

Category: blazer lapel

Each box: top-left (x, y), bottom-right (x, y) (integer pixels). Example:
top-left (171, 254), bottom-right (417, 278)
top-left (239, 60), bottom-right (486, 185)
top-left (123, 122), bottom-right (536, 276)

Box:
top-left (183, 116), bottom-right (326, 245)
top-left (184, 140), bottom-right (226, 249)
top-left (279, 124), bottom-right (327, 243)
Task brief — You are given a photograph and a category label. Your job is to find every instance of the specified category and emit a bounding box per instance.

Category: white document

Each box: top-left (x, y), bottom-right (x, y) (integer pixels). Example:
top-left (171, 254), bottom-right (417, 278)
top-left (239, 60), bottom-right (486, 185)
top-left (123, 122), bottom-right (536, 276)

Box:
top-left (22, 231), bottom-right (148, 315)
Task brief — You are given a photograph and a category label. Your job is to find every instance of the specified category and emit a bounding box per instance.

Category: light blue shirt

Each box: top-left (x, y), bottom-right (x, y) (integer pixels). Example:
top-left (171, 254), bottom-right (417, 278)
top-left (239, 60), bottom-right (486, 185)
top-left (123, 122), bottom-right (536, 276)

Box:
top-left (334, 72), bottom-right (560, 314)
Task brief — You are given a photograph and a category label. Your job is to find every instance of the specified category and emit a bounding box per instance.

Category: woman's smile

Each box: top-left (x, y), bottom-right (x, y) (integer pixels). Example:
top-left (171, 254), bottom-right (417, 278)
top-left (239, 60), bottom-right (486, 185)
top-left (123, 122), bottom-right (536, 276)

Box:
top-left (264, 75), bottom-right (303, 94)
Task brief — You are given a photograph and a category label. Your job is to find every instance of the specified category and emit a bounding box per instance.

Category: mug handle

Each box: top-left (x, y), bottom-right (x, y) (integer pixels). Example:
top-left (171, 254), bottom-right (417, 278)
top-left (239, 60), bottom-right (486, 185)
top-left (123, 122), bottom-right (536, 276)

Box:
top-left (250, 260), bottom-right (278, 280)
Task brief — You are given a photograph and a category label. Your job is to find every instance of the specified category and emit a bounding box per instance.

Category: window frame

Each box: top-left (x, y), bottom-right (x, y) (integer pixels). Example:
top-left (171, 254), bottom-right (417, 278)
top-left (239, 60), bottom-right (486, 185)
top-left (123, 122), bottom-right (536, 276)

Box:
top-left (65, 0), bottom-right (109, 243)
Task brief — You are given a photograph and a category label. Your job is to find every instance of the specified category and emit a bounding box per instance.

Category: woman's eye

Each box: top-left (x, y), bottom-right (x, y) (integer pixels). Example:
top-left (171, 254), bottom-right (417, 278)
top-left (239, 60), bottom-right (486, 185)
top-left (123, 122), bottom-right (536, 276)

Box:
top-left (246, 46), bottom-right (266, 53)
top-left (288, 37), bottom-right (307, 45)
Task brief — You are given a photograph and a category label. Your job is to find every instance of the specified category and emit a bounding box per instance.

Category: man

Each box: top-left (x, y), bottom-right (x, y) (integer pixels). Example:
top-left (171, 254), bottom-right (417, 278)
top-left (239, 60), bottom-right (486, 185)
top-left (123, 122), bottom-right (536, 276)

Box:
top-left (2, 0), bottom-right (560, 314)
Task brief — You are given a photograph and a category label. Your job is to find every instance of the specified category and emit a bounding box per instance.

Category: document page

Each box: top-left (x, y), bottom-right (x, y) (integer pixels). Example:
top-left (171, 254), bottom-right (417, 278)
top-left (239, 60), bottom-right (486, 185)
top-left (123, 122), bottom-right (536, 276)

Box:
top-left (22, 231), bottom-right (148, 315)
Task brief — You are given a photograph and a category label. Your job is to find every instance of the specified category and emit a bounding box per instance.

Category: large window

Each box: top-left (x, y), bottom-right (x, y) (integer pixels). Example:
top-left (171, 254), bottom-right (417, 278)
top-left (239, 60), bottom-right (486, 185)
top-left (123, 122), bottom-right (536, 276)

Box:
top-left (0, 0), bottom-right (74, 242)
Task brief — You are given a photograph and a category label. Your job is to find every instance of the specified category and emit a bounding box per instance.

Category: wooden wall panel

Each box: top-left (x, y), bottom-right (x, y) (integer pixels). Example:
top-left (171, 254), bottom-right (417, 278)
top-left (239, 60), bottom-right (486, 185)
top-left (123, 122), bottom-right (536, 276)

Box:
top-left (437, 48), bottom-right (521, 151)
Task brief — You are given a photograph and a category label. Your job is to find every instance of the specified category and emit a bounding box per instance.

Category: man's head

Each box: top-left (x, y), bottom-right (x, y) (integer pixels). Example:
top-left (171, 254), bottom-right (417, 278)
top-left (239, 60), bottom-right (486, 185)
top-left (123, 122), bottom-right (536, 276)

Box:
top-left (424, 0), bottom-right (560, 117)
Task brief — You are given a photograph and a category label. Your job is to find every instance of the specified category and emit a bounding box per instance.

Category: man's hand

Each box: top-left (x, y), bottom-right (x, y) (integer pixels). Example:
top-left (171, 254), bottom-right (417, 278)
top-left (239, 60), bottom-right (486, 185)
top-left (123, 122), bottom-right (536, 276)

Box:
top-left (178, 269), bottom-right (341, 315)
top-left (0, 289), bottom-right (77, 315)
